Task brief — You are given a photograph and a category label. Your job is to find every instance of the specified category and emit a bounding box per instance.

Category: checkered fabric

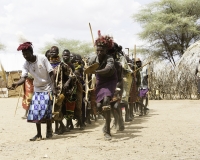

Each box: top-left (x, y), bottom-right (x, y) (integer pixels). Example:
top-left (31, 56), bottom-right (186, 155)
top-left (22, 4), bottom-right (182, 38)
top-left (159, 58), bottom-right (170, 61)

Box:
top-left (27, 92), bottom-right (52, 123)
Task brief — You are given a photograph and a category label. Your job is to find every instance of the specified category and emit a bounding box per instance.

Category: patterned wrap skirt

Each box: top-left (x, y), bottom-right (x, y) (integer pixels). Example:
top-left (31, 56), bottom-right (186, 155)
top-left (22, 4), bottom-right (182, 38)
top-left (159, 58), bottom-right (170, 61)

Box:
top-left (27, 92), bottom-right (53, 123)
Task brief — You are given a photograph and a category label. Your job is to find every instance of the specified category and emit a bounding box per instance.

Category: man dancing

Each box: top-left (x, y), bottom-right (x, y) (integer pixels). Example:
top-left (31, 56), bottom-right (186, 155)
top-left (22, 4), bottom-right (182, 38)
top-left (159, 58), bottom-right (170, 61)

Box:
top-left (90, 31), bottom-right (117, 140)
top-left (11, 42), bottom-right (56, 141)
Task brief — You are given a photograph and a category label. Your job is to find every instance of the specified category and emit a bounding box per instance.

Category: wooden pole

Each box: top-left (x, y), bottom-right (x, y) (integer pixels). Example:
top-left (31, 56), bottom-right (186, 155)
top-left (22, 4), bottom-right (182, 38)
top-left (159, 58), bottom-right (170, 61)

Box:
top-left (14, 72), bottom-right (23, 116)
top-left (89, 23), bottom-right (95, 47)
top-left (52, 65), bottom-right (60, 115)
top-left (147, 60), bottom-right (151, 107)
top-left (133, 61), bottom-right (152, 73)
top-left (14, 85), bottom-right (22, 116)
top-left (134, 45), bottom-right (136, 77)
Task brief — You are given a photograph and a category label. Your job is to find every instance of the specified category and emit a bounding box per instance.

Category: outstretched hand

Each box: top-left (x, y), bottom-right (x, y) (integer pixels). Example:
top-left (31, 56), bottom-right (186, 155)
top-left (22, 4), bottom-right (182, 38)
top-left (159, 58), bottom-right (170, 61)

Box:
top-left (7, 83), bottom-right (18, 90)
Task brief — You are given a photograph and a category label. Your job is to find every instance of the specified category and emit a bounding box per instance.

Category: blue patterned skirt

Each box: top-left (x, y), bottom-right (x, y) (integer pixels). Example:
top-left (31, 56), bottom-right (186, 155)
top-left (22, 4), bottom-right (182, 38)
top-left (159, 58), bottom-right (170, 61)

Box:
top-left (27, 92), bottom-right (53, 123)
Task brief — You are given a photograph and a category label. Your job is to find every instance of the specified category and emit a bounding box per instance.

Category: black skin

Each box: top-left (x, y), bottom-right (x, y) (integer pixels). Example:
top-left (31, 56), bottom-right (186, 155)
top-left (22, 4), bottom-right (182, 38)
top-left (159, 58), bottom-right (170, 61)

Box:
top-left (95, 46), bottom-right (111, 75)
top-left (73, 54), bottom-right (84, 77)
top-left (70, 53), bottom-right (76, 63)
top-left (62, 51), bottom-right (75, 72)
top-left (136, 61), bottom-right (142, 68)
top-left (62, 51), bottom-right (73, 91)
top-left (62, 50), bottom-right (70, 63)
top-left (11, 50), bottom-right (56, 95)
top-left (50, 48), bottom-right (59, 58)
top-left (96, 46), bottom-right (106, 62)
top-left (95, 45), bottom-right (113, 138)
top-left (74, 55), bottom-right (82, 65)
top-left (12, 49), bottom-right (56, 139)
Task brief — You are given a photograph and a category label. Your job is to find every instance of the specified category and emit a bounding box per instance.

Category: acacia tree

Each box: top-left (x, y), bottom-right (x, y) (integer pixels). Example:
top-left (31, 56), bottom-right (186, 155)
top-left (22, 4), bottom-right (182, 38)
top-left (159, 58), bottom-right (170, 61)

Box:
top-left (40, 38), bottom-right (94, 56)
top-left (133, 0), bottom-right (200, 67)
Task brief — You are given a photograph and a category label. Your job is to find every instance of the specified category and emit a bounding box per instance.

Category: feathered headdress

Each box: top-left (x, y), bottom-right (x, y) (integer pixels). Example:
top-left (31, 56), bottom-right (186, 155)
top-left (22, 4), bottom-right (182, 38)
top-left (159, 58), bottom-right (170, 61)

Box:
top-left (17, 42), bottom-right (32, 51)
top-left (95, 30), bottom-right (114, 49)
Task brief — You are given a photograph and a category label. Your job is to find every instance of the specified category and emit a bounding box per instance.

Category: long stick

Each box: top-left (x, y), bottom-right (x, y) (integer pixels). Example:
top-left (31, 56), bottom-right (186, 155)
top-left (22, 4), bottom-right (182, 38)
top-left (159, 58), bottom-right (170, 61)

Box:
top-left (14, 85), bottom-right (22, 116)
top-left (134, 45), bottom-right (136, 77)
top-left (83, 58), bottom-right (89, 118)
top-left (89, 23), bottom-right (95, 47)
top-left (147, 60), bottom-right (151, 107)
top-left (52, 65), bottom-right (60, 115)
top-left (14, 72), bottom-right (23, 116)
top-left (133, 61), bottom-right (152, 73)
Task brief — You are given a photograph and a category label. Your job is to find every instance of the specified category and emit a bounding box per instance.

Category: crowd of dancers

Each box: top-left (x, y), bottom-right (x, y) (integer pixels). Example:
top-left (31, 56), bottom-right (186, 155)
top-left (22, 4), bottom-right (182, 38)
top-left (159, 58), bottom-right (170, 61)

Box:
top-left (11, 31), bottom-right (149, 141)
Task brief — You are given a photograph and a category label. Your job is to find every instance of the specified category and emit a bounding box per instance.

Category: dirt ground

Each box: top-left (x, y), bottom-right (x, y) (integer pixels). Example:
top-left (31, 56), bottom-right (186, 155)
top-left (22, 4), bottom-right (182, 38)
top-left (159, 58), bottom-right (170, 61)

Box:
top-left (0, 98), bottom-right (200, 160)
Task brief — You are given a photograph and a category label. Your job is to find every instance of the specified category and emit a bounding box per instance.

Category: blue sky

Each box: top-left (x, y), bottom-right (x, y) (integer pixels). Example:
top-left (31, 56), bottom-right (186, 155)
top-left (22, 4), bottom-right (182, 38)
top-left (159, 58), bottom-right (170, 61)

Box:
top-left (0, 0), bottom-right (155, 55)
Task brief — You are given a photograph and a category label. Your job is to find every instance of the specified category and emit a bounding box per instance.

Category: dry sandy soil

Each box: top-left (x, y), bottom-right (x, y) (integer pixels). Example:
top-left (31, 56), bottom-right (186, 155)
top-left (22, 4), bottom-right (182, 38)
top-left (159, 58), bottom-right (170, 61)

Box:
top-left (0, 98), bottom-right (200, 160)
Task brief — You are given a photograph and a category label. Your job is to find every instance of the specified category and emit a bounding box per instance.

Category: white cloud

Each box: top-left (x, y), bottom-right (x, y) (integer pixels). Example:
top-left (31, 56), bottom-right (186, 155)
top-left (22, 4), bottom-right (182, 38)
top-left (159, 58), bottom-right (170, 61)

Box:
top-left (4, 3), bottom-right (14, 12)
top-left (0, 0), bottom-right (153, 54)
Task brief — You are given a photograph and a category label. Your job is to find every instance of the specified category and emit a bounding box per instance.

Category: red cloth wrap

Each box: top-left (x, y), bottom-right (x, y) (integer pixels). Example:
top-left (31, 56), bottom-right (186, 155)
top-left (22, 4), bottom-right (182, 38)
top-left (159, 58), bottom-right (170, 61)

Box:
top-left (66, 100), bottom-right (76, 112)
top-left (17, 42), bottom-right (32, 51)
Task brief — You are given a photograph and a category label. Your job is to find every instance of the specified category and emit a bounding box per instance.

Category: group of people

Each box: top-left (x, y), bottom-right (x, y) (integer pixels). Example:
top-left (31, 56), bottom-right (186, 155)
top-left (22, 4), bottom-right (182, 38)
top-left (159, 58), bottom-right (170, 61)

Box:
top-left (11, 31), bottom-right (149, 141)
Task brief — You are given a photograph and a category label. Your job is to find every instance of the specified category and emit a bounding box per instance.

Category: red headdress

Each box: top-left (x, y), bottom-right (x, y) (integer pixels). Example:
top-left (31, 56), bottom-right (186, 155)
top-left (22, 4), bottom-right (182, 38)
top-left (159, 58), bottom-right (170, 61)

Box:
top-left (17, 42), bottom-right (32, 51)
top-left (95, 30), bottom-right (114, 49)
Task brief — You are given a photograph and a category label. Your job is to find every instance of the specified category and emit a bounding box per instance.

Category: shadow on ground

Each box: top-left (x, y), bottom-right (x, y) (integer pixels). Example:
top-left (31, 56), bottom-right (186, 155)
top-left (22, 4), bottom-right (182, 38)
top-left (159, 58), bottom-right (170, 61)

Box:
top-left (111, 109), bottom-right (158, 141)
top-left (50, 119), bottom-right (105, 140)
top-left (50, 109), bottom-right (158, 140)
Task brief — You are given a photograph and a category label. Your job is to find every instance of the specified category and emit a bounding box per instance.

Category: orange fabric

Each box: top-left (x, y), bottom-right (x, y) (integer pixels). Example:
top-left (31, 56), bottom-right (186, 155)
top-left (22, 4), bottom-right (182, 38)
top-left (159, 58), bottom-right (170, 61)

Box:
top-left (22, 78), bottom-right (34, 110)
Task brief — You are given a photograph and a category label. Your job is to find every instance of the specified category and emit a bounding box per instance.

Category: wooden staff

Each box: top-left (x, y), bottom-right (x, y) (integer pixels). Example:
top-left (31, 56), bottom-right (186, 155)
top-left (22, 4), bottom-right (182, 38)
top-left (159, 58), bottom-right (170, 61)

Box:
top-left (52, 65), bottom-right (60, 115)
top-left (147, 60), bottom-right (151, 106)
top-left (89, 23), bottom-right (95, 47)
top-left (14, 72), bottom-right (23, 116)
top-left (134, 45), bottom-right (136, 77)
top-left (14, 85), bottom-right (23, 116)
top-left (133, 61), bottom-right (152, 73)
top-left (84, 65), bottom-right (89, 118)
top-left (83, 58), bottom-right (96, 117)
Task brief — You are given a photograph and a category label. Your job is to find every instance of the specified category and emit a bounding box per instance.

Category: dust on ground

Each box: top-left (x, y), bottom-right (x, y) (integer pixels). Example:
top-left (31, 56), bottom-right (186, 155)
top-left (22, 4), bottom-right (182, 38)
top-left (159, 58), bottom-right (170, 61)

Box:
top-left (0, 98), bottom-right (200, 160)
